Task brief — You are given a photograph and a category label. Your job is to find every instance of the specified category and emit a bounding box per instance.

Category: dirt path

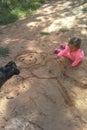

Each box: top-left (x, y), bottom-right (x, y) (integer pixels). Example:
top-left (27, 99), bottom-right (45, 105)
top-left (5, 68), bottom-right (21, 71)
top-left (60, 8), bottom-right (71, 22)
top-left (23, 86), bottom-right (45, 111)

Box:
top-left (0, 0), bottom-right (87, 130)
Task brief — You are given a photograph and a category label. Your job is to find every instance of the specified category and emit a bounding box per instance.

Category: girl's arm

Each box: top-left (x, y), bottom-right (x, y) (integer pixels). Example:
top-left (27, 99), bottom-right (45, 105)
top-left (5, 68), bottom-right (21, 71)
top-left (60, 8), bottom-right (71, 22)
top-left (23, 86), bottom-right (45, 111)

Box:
top-left (72, 58), bottom-right (81, 67)
top-left (72, 54), bottom-right (84, 67)
top-left (72, 50), bottom-right (84, 67)
top-left (57, 45), bottom-right (69, 57)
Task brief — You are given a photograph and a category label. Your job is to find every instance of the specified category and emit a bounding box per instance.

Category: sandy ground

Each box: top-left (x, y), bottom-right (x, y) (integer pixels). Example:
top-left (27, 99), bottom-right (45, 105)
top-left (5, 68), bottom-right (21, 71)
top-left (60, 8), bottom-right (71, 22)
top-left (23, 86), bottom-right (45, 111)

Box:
top-left (0, 0), bottom-right (87, 130)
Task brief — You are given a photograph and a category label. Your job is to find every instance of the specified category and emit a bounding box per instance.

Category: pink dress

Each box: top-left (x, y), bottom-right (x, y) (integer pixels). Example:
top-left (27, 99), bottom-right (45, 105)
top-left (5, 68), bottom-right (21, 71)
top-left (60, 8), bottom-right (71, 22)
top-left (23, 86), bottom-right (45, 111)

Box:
top-left (57, 45), bottom-right (84, 67)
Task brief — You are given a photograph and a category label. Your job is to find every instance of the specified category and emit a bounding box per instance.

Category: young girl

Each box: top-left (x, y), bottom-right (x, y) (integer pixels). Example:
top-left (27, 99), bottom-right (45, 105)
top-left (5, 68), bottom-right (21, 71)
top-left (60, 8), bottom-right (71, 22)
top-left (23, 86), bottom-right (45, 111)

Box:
top-left (55, 37), bottom-right (84, 67)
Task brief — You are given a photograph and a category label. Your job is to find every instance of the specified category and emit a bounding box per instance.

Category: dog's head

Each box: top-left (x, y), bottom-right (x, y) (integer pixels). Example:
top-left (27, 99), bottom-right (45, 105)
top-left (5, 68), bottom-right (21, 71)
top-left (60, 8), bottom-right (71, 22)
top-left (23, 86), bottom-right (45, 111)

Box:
top-left (0, 61), bottom-right (20, 88)
top-left (3, 61), bottom-right (20, 78)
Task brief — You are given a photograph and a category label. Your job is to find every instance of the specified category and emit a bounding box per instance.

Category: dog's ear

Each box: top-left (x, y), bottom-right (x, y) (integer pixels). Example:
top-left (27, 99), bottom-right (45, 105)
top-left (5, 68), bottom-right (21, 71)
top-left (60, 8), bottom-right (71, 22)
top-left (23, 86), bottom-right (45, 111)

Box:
top-left (5, 61), bottom-right (16, 67)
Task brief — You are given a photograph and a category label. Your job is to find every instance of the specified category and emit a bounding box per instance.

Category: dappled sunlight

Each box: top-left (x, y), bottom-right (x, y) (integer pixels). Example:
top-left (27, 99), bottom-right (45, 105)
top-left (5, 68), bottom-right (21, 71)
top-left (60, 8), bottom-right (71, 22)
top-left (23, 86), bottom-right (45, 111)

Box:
top-left (27, 21), bottom-right (39, 28)
top-left (43, 23), bottom-right (57, 32)
top-left (2, 38), bottom-right (19, 45)
top-left (75, 99), bottom-right (87, 110)
top-left (78, 24), bottom-right (87, 28)
top-left (0, 97), bottom-right (8, 116)
top-left (42, 5), bottom-right (54, 15)
top-left (36, 16), bottom-right (47, 22)
top-left (18, 80), bottom-right (31, 94)
top-left (43, 16), bottom-right (76, 32)
top-left (24, 40), bottom-right (44, 52)
top-left (81, 29), bottom-right (87, 36)
top-left (73, 87), bottom-right (87, 119)
top-left (25, 0), bottom-right (86, 33)
top-left (41, 1), bottom-right (72, 14)
top-left (26, 46), bottom-right (43, 52)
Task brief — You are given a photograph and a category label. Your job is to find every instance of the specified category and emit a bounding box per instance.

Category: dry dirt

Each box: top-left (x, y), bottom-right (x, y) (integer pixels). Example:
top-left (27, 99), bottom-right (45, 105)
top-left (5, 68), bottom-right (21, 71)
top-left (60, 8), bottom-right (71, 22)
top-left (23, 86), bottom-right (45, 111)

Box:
top-left (0, 0), bottom-right (87, 130)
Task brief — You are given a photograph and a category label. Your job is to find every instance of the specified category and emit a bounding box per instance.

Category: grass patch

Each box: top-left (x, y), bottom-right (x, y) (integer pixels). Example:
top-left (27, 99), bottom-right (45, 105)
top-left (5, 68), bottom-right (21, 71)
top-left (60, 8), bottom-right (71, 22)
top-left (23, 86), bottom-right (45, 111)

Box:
top-left (40, 32), bottom-right (50, 35)
top-left (0, 47), bottom-right (10, 57)
top-left (81, 7), bottom-right (87, 12)
top-left (58, 28), bottom-right (69, 33)
top-left (0, 0), bottom-right (45, 25)
top-left (0, 8), bottom-right (19, 24)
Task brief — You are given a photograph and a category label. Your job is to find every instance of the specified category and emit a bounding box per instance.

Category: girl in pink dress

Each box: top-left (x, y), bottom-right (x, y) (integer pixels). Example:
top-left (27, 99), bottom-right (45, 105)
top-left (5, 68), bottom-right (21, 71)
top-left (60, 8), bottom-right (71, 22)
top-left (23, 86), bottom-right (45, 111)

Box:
top-left (55, 37), bottom-right (84, 67)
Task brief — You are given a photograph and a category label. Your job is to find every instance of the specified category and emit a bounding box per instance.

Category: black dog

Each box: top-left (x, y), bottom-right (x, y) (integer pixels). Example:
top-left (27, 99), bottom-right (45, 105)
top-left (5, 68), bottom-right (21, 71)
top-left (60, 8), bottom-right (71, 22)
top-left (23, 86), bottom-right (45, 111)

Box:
top-left (0, 61), bottom-right (20, 88)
